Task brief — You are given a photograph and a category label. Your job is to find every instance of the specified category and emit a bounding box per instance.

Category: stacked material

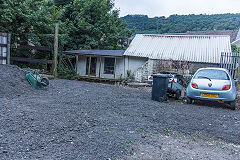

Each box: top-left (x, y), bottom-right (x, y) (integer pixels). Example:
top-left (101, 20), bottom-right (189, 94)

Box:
top-left (0, 65), bottom-right (33, 98)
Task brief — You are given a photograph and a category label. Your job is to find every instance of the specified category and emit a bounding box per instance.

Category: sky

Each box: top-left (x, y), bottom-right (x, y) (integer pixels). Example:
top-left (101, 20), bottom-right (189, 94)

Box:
top-left (114, 0), bottom-right (240, 17)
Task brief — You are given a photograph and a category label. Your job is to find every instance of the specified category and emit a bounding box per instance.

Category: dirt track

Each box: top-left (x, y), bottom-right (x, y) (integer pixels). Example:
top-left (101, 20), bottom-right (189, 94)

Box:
top-left (0, 77), bottom-right (240, 159)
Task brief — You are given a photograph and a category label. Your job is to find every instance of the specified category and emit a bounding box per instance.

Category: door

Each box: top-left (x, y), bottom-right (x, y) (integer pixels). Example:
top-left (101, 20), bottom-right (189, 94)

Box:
top-left (86, 57), bottom-right (97, 76)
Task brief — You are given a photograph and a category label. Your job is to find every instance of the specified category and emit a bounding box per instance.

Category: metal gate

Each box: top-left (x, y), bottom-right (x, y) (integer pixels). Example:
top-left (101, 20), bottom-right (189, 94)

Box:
top-left (0, 33), bottom-right (10, 64)
top-left (219, 52), bottom-right (240, 80)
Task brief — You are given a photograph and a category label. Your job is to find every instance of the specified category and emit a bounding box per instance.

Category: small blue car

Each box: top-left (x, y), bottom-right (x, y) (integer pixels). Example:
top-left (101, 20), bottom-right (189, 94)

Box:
top-left (186, 68), bottom-right (237, 109)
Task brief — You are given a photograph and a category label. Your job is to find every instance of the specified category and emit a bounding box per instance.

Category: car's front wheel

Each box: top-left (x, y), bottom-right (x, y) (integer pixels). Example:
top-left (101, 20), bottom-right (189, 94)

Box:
top-left (186, 97), bottom-right (193, 104)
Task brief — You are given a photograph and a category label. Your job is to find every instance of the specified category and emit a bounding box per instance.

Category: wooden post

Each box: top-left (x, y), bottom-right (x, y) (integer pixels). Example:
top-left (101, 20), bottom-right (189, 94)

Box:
top-left (99, 57), bottom-right (102, 79)
top-left (7, 34), bottom-right (11, 64)
top-left (53, 23), bottom-right (59, 78)
top-left (88, 56), bottom-right (92, 76)
top-left (114, 57), bottom-right (117, 79)
top-left (75, 55), bottom-right (79, 73)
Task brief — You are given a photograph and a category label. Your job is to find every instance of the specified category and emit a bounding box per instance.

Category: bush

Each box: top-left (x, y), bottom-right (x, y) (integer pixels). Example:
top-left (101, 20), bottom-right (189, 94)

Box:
top-left (57, 66), bottom-right (77, 80)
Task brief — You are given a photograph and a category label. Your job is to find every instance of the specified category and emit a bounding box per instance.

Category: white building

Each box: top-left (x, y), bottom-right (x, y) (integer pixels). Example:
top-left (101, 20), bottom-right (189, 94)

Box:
top-left (65, 50), bottom-right (147, 80)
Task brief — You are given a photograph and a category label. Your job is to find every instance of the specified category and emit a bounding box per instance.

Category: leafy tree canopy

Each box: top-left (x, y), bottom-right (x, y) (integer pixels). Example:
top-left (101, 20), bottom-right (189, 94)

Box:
top-left (122, 14), bottom-right (240, 34)
top-left (0, 0), bottom-right (133, 52)
top-left (54, 0), bottom-right (74, 6)
top-left (62, 0), bottom-right (133, 50)
top-left (232, 44), bottom-right (240, 53)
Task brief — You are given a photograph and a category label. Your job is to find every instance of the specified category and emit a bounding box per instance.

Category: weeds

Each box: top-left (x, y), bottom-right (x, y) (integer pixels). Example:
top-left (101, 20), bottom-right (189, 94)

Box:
top-left (104, 130), bottom-right (111, 134)
top-left (137, 123), bottom-right (147, 131)
top-left (193, 137), bottom-right (197, 142)
top-left (137, 127), bottom-right (144, 131)
top-left (164, 128), bottom-right (172, 133)
top-left (124, 140), bottom-right (134, 153)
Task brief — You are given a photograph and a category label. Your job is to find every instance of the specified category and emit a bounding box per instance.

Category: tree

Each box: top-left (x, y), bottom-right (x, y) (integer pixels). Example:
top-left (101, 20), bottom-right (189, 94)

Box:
top-left (0, 0), bottom-right (69, 68)
top-left (0, 0), bottom-right (67, 46)
top-left (63, 0), bottom-right (133, 50)
top-left (54, 0), bottom-right (73, 6)
top-left (122, 14), bottom-right (240, 34)
top-left (232, 44), bottom-right (240, 53)
top-left (0, 0), bottom-right (133, 63)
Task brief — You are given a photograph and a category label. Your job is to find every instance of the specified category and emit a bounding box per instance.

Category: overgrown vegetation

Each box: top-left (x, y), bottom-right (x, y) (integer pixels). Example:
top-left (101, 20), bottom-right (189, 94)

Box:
top-left (232, 44), bottom-right (240, 53)
top-left (0, 0), bottom-right (133, 76)
top-left (122, 14), bottom-right (240, 34)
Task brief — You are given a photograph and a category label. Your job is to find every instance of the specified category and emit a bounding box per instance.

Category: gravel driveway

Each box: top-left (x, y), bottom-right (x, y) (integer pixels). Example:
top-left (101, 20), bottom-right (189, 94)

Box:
top-left (0, 79), bottom-right (240, 159)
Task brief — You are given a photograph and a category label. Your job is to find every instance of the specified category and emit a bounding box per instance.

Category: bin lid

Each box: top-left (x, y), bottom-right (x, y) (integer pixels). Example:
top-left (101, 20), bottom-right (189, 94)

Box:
top-left (152, 73), bottom-right (171, 78)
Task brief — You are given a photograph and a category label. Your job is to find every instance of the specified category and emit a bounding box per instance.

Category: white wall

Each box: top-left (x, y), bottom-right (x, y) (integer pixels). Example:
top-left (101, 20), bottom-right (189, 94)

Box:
top-left (77, 56), bottom-right (125, 79)
top-left (124, 56), bottom-right (148, 78)
top-left (77, 56), bottom-right (87, 75)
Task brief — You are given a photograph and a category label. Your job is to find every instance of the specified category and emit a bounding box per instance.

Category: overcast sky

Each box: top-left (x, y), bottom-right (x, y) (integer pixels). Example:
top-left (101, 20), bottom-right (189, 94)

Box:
top-left (114, 0), bottom-right (240, 17)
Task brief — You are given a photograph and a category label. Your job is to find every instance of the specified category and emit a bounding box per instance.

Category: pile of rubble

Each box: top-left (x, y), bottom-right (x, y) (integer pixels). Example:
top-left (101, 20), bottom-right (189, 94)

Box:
top-left (0, 65), bottom-right (33, 98)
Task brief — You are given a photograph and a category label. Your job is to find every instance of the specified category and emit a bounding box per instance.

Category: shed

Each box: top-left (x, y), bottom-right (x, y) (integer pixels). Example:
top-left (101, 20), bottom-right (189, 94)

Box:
top-left (124, 34), bottom-right (232, 82)
top-left (65, 50), bottom-right (123, 80)
top-left (65, 49), bottom-right (148, 81)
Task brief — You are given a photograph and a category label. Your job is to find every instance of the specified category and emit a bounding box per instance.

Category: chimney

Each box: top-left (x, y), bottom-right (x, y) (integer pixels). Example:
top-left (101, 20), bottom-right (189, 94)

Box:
top-left (126, 39), bottom-right (130, 48)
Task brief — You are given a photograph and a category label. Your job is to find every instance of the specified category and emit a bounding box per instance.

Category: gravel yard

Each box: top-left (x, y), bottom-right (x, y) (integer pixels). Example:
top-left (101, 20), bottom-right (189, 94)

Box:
top-left (0, 70), bottom-right (240, 159)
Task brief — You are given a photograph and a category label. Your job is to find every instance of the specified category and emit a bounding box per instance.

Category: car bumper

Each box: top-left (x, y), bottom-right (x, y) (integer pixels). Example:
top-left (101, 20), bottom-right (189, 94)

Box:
top-left (186, 87), bottom-right (236, 102)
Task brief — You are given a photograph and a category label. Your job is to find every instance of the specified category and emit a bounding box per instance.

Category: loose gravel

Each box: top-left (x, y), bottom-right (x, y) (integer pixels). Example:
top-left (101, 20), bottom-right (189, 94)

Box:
top-left (0, 67), bottom-right (240, 159)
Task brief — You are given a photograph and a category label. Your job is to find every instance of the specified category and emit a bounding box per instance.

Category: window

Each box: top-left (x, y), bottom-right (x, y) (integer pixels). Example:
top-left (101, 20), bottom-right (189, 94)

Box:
top-left (104, 58), bottom-right (115, 74)
top-left (194, 69), bottom-right (230, 80)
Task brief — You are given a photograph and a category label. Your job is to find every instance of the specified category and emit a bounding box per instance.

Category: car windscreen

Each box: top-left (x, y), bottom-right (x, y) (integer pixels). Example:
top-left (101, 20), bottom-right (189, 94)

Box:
top-left (194, 69), bottom-right (230, 80)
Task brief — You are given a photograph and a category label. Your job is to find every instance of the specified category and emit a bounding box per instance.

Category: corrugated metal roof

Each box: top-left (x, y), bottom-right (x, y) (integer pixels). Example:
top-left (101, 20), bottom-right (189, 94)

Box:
top-left (65, 50), bottom-right (125, 57)
top-left (124, 34), bottom-right (231, 64)
top-left (235, 29), bottom-right (240, 41)
top-left (232, 39), bottom-right (240, 47)
top-left (184, 30), bottom-right (238, 43)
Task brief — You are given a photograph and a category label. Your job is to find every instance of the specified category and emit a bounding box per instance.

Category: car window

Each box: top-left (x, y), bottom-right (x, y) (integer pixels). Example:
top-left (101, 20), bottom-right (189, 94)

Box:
top-left (194, 69), bottom-right (230, 80)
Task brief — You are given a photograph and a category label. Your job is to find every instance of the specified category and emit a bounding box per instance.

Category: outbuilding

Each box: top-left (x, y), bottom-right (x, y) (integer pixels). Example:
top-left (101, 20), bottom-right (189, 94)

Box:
top-left (66, 34), bottom-right (232, 82)
top-left (124, 34), bottom-right (232, 82)
top-left (65, 49), bottom-right (147, 80)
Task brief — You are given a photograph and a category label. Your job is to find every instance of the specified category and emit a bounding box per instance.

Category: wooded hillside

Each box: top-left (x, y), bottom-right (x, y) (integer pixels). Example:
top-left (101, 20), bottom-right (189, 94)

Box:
top-left (122, 14), bottom-right (240, 34)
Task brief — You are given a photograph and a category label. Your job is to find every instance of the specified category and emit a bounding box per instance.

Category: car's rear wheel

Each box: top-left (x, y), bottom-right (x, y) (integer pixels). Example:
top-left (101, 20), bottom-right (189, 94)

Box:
top-left (186, 97), bottom-right (192, 104)
top-left (228, 100), bottom-right (236, 110)
top-left (175, 90), bottom-right (181, 100)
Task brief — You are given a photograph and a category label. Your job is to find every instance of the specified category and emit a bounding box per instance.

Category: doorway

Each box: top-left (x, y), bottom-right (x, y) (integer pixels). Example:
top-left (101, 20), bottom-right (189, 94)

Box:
top-left (86, 57), bottom-right (97, 76)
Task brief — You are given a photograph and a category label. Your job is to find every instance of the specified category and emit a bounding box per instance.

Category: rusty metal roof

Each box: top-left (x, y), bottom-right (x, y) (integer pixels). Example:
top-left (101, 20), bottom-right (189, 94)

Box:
top-left (124, 34), bottom-right (231, 64)
top-left (183, 30), bottom-right (238, 43)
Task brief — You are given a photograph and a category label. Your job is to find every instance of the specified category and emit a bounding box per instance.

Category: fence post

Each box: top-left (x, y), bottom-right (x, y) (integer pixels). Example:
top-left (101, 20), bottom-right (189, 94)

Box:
top-left (7, 34), bottom-right (11, 64)
top-left (53, 23), bottom-right (59, 78)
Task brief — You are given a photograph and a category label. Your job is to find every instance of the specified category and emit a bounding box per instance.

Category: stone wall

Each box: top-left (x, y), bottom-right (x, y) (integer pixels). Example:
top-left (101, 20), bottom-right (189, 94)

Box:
top-left (132, 59), bottom-right (219, 82)
top-left (133, 59), bottom-right (154, 82)
top-left (153, 59), bottom-right (219, 75)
